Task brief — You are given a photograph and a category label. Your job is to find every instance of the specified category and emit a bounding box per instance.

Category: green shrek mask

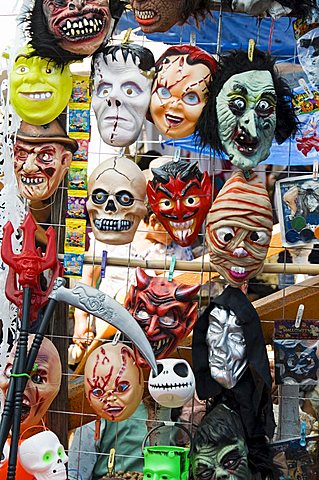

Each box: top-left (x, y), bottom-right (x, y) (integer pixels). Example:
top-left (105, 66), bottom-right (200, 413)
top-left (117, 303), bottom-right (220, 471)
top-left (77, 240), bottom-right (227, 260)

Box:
top-left (9, 44), bottom-right (72, 125)
top-left (191, 404), bottom-right (251, 480)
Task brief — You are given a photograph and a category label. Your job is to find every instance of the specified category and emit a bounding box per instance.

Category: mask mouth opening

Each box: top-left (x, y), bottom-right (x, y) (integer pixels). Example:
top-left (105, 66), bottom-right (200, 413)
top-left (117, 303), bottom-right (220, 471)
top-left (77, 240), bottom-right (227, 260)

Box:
top-left (234, 129), bottom-right (259, 156)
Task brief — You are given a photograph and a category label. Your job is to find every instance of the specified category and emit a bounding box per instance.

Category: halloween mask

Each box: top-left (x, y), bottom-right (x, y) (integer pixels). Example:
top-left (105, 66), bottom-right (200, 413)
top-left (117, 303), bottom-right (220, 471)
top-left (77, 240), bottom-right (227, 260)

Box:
top-left (228, 0), bottom-right (273, 15)
top-left (84, 342), bottom-right (144, 422)
top-left (124, 267), bottom-right (200, 368)
top-left (92, 44), bottom-right (155, 147)
top-left (14, 120), bottom-right (78, 201)
top-left (191, 404), bottom-right (251, 480)
top-left (87, 156), bottom-right (147, 244)
top-left (150, 45), bottom-right (216, 140)
top-left (0, 335), bottom-right (62, 432)
top-left (206, 170), bottom-right (273, 287)
top-left (9, 44), bottom-right (73, 125)
top-left (18, 431), bottom-right (68, 480)
top-left (297, 26), bottom-right (319, 89)
top-left (147, 159), bottom-right (212, 246)
top-left (148, 359), bottom-right (195, 408)
top-left (196, 49), bottom-right (298, 170)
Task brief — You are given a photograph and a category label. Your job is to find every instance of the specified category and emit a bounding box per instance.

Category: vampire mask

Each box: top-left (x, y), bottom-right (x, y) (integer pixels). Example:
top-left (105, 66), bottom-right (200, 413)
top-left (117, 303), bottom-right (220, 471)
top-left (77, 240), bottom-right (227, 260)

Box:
top-left (0, 335), bottom-right (62, 433)
top-left (84, 342), bottom-right (144, 422)
top-left (92, 44), bottom-right (155, 147)
top-left (206, 170), bottom-right (273, 287)
top-left (86, 156), bottom-right (147, 245)
top-left (130, 0), bottom-right (212, 33)
top-left (196, 48), bottom-right (298, 170)
top-left (9, 44), bottom-right (73, 125)
top-left (147, 159), bottom-right (212, 247)
top-left (191, 403), bottom-right (252, 480)
top-left (124, 267), bottom-right (200, 368)
top-left (14, 120), bottom-right (78, 201)
top-left (150, 45), bottom-right (217, 140)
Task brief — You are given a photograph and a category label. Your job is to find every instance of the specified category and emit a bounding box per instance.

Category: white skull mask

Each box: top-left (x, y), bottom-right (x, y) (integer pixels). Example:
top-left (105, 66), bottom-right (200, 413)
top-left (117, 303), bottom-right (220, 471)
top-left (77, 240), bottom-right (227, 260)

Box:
top-left (86, 156), bottom-right (147, 244)
top-left (18, 431), bottom-right (68, 480)
top-left (230, 0), bottom-right (273, 15)
top-left (148, 359), bottom-right (195, 408)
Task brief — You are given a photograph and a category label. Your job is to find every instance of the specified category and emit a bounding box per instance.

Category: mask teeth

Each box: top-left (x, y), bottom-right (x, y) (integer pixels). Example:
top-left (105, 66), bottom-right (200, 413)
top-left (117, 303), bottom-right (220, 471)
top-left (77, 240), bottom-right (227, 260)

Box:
top-left (94, 218), bottom-right (132, 231)
top-left (61, 17), bottom-right (103, 38)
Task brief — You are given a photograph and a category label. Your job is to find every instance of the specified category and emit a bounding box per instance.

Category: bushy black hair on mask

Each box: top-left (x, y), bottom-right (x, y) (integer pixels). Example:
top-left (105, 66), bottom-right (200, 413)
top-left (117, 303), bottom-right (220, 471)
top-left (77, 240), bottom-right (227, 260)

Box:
top-left (195, 48), bottom-right (299, 155)
top-left (181, 0), bottom-right (213, 25)
top-left (93, 43), bottom-right (155, 72)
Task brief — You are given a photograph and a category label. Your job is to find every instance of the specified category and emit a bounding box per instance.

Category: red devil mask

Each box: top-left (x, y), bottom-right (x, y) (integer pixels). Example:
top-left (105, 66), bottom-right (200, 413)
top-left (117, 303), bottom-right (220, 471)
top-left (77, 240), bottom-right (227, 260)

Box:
top-left (124, 267), bottom-right (200, 368)
top-left (147, 160), bottom-right (212, 246)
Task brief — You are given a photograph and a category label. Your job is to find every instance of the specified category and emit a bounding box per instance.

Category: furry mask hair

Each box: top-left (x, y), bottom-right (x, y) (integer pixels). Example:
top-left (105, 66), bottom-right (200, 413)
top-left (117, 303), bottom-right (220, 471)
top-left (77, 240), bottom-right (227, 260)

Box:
top-left (195, 48), bottom-right (299, 154)
top-left (181, 0), bottom-right (213, 25)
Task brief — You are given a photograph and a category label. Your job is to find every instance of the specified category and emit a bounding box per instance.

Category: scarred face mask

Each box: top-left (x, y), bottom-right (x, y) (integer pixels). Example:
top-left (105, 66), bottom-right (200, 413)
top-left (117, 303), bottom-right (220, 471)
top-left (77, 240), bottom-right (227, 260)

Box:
top-left (147, 159), bottom-right (212, 246)
top-left (124, 267), bottom-right (200, 368)
top-left (86, 156), bottom-right (147, 245)
top-left (216, 70), bottom-right (277, 170)
top-left (84, 343), bottom-right (144, 422)
top-left (206, 170), bottom-right (273, 287)
top-left (92, 44), bottom-right (155, 147)
top-left (150, 46), bottom-right (216, 139)
top-left (42, 0), bottom-right (111, 56)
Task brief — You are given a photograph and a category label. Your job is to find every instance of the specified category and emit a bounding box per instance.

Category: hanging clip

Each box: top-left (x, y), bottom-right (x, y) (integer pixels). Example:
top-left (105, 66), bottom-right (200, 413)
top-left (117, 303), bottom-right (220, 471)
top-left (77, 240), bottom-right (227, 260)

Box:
top-left (248, 39), bottom-right (255, 62)
top-left (112, 330), bottom-right (122, 346)
top-left (295, 304), bottom-right (304, 328)
top-left (168, 255), bottom-right (176, 282)
top-left (313, 159), bottom-right (318, 181)
top-left (108, 448), bottom-right (116, 476)
top-left (300, 420), bottom-right (307, 447)
top-left (100, 250), bottom-right (108, 279)
top-left (173, 147), bottom-right (181, 163)
top-left (190, 32), bottom-right (196, 46)
top-left (298, 78), bottom-right (314, 99)
top-left (122, 28), bottom-right (133, 44)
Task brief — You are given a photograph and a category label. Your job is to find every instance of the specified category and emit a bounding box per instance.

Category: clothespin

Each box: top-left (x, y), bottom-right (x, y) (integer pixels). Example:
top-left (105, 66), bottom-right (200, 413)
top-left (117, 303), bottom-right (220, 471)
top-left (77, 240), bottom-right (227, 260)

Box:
top-left (300, 420), bottom-right (307, 447)
top-left (190, 32), bottom-right (196, 46)
top-left (108, 448), bottom-right (116, 476)
top-left (168, 255), bottom-right (176, 282)
top-left (248, 39), bottom-right (255, 62)
top-left (298, 78), bottom-right (314, 99)
top-left (313, 159), bottom-right (318, 180)
top-left (112, 330), bottom-right (122, 346)
top-left (173, 147), bottom-right (181, 163)
top-left (100, 250), bottom-right (108, 279)
top-left (122, 28), bottom-right (133, 44)
top-left (295, 304), bottom-right (304, 328)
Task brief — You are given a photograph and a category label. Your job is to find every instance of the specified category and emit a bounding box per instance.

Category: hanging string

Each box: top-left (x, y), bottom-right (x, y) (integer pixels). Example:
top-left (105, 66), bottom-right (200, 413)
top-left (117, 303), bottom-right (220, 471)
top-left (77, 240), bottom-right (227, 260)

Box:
top-left (268, 17), bottom-right (275, 55)
top-left (216, 1), bottom-right (223, 59)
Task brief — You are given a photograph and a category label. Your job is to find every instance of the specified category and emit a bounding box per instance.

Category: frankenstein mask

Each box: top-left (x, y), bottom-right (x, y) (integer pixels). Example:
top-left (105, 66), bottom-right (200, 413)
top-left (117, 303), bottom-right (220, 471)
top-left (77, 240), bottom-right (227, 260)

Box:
top-left (92, 44), bottom-right (155, 147)
top-left (14, 120), bottom-right (78, 201)
top-left (191, 404), bottom-right (251, 480)
top-left (206, 305), bottom-right (247, 389)
top-left (9, 44), bottom-right (73, 125)
top-left (86, 156), bottom-right (147, 245)
top-left (124, 267), bottom-right (200, 368)
top-left (206, 170), bottom-right (273, 287)
top-left (147, 159), bottom-right (212, 246)
top-left (0, 335), bottom-right (62, 433)
top-left (150, 45), bottom-right (216, 140)
top-left (84, 343), bottom-right (144, 422)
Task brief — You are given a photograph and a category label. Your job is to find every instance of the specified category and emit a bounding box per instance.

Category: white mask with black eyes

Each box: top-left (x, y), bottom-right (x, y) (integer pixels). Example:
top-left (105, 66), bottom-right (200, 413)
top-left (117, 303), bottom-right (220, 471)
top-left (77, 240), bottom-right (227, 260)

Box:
top-left (148, 359), bottom-right (195, 408)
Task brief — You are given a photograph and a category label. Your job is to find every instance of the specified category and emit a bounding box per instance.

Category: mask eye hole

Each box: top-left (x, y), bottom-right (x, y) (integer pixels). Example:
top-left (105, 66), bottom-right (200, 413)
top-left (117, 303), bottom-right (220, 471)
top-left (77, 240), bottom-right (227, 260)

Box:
top-left (215, 226), bottom-right (235, 244)
top-left (249, 230), bottom-right (268, 245)
top-left (97, 82), bottom-right (112, 98)
top-left (116, 190), bottom-right (134, 206)
top-left (229, 97), bottom-right (246, 115)
top-left (173, 362), bottom-right (188, 378)
top-left (157, 86), bottom-right (171, 100)
top-left (92, 387), bottom-right (104, 398)
top-left (92, 189), bottom-right (108, 205)
top-left (183, 92), bottom-right (200, 105)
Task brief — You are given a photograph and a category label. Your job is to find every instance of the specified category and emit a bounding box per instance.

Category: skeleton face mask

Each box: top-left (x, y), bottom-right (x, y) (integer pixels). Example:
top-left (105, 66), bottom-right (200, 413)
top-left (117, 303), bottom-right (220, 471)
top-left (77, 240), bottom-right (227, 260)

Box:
top-left (92, 44), bottom-right (155, 147)
top-left (124, 268), bottom-right (200, 368)
top-left (206, 306), bottom-right (247, 389)
top-left (148, 359), bottom-right (195, 408)
top-left (84, 343), bottom-right (144, 422)
top-left (42, 0), bottom-right (111, 56)
top-left (86, 156), bottom-right (147, 244)
top-left (297, 27), bottom-right (319, 89)
top-left (18, 431), bottom-right (68, 480)
top-left (147, 159), bottom-right (212, 246)
top-left (206, 170), bottom-right (273, 287)
top-left (216, 70), bottom-right (277, 170)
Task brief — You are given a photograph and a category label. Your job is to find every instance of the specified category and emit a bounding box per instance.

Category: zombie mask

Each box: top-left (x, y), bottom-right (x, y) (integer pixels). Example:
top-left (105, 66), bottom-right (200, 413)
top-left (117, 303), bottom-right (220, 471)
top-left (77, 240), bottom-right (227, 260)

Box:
top-left (148, 359), bottom-right (195, 408)
top-left (150, 45), bottom-right (216, 140)
top-left (147, 159), bottom-right (212, 246)
top-left (84, 343), bottom-right (144, 422)
top-left (124, 267), bottom-right (200, 368)
top-left (18, 431), bottom-right (68, 480)
top-left (0, 335), bottom-right (62, 433)
top-left (191, 404), bottom-right (251, 480)
top-left (206, 170), bottom-right (273, 287)
top-left (9, 44), bottom-right (73, 125)
top-left (86, 156), bottom-right (147, 244)
top-left (196, 48), bottom-right (298, 170)
top-left (92, 44), bottom-right (155, 147)
top-left (14, 120), bottom-right (78, 201)
top-left (130, 0), bottom-right (212, 33)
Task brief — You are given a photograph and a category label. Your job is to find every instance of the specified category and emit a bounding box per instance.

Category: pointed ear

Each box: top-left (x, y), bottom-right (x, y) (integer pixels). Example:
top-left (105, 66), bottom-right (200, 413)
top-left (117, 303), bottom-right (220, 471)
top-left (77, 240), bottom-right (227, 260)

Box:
top-left (149, 213), bottom-right (158, 228)
top-left (61, 150), bottom-right (72, 167)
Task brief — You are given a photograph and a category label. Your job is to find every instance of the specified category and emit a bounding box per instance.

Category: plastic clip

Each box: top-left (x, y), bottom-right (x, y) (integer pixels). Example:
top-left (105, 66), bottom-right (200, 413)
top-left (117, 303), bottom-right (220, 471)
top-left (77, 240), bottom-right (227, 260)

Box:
top-left (112, 330), bottom-right (122, 346)
top-left (173, 147), bottom-right (181, 163)
top-left (168, 255), bottom-right (176, 282)
top-left (101, 250), bottom-right (108, 279)
top-left (108, 448), bottom-right (116, 475)
top-left (122, 28), bottom-right (132, 44)
top-left (248, 39), bottom-right (255, 62)
top-left (190, 32), bottom-right (196, 46)
top-left (295, 304), bottom-right (304, 328)
top-left (313, 159), bottom-right (318, 181)
top-left (300, 420), bottom-right (307, 447)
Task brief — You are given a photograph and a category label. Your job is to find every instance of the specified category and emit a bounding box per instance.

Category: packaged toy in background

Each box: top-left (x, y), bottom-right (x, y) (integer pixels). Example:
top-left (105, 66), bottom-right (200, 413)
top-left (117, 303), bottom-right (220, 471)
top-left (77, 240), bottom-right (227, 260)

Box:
top-left (68, 162), bottom-right (88, 191)
top-left (271, 435), bottom-right (319, 479)
top-left (276, 175), bottom-right (319, 247)
top-left (66, 191), bottom-right (87, 219)
top-left (63, 253), bottom-right (85, 278)
top-left (70, 75), bottom-right (91, 104)
top-left (72, 139), bottom-right (90, 162)
top-left (65, 218), bottom-right (86, 253)
top-left (274, 320), bottom-right (319, 385)
top-left (69, 105), bottom-right (90, 134)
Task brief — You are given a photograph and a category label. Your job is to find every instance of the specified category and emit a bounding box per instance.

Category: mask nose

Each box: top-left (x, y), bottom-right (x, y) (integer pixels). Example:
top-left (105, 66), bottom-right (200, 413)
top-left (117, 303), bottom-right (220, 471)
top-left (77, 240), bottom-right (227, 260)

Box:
top-left (233, 247), bottom-right (248, 258)
top-left (69, 0), bottom-right (86, 11)
top-left (105, 199), bottom-right (117, 212)
top-left (239, 109), bottom-right (258, 138)
top-left (22, 154), bottom-right (38, 173)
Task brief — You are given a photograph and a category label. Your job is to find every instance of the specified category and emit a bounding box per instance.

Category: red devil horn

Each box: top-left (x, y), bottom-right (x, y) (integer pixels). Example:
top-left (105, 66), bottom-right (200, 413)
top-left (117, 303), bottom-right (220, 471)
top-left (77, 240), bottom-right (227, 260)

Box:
top-left (136, 267), bottom-right (151, 290)
top-left (175, 283), bottom-right (200, 302)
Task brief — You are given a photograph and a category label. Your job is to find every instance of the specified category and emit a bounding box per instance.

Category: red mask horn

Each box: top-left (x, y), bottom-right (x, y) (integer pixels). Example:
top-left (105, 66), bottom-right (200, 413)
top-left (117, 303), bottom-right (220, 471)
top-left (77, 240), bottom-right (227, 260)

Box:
top-left (136, 266), bottom-right (151, 290)
top-left (175, 284), bottom-right (200, 302)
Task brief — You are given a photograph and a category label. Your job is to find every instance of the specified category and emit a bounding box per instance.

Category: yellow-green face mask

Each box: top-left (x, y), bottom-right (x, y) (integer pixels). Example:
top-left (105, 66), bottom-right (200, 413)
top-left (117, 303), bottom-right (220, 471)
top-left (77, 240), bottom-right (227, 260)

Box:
top-left (10, 44), bottom-right (72, 125)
